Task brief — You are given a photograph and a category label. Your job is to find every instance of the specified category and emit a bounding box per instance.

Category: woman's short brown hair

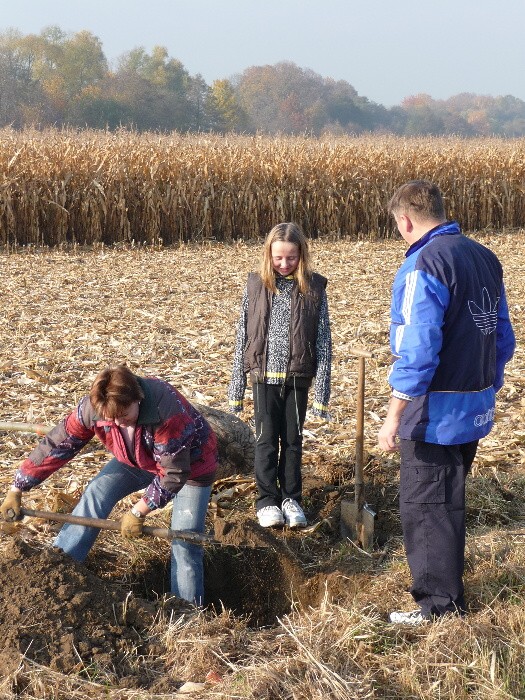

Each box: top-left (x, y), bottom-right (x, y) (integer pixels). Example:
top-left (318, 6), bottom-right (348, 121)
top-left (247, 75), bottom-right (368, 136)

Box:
top-left (89, 365), bottom-right (144, 419)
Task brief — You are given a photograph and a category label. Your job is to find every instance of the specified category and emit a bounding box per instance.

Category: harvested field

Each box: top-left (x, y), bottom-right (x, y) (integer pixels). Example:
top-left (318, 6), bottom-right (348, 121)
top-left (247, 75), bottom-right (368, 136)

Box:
top-left (0, 232), bottom-right (523, 699)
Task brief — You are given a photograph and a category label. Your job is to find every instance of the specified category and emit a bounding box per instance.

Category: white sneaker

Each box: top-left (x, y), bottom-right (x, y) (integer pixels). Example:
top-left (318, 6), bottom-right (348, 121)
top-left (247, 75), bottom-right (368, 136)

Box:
top-left (281, 498), bottom-right (307, 528)
top-left (388, 609), bottom-right (429, 625)
top-left (257, 505), bottom-right (284, 528)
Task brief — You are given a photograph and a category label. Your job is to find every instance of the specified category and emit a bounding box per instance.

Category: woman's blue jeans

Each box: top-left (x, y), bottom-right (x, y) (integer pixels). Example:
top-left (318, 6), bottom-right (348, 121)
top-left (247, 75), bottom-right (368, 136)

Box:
top-left (54, 458), bottom-right (212, 606)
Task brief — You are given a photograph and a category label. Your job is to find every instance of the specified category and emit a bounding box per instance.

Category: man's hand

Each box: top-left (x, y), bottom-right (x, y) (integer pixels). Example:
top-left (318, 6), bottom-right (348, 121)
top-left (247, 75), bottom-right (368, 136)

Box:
top-left (378, 417), bottom-right (400, 452)
top-left (378, 396), bottom-right (409, 453)
top-left (0, 490), bottom-right (22, 521)
top-left (121, 510), bottom-right (144, 539)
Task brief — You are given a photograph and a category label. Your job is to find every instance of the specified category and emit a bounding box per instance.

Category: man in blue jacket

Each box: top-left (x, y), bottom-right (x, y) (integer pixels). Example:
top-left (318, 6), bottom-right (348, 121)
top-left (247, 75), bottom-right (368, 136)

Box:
top-left (378, 180), bottom-right (515, 625)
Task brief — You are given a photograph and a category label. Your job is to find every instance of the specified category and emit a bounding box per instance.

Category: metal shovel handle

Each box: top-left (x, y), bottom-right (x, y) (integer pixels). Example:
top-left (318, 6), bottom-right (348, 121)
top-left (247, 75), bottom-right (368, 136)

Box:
top-left (20, 507), bottom-right (216, 546)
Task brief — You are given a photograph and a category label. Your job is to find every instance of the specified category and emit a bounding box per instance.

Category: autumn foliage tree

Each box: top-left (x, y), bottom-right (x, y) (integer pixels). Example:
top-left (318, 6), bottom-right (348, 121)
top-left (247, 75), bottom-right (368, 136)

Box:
top-left (211, 79), bottom-right (250, 132)
top-left (2, 27), bottom-right (525, 136)
top-left (233, 61), bottom-right (387, 135)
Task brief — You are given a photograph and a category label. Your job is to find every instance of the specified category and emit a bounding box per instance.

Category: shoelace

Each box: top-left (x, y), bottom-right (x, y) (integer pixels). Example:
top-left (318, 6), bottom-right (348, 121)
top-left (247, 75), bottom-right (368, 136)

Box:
top-left (283, 500), bottom-right (301, 512)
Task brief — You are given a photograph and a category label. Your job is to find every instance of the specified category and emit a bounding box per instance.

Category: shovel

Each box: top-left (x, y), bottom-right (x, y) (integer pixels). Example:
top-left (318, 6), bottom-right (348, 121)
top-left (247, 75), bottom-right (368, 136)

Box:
top-left (9, 507), bottom-right (217, 546)
top-left (340, 348), bottom-right (376, 551)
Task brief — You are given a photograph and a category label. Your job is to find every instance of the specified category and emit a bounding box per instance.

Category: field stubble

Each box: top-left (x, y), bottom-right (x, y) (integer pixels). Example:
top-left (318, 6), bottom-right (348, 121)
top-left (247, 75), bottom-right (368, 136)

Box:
top-left (0, 233), bottom-right (523, 699)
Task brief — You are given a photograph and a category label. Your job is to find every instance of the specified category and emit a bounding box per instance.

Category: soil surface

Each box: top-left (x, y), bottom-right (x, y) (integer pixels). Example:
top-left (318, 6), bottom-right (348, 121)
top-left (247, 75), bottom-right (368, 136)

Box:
top-left (0, 476), bottom-right (382, 691)
top-left (0, 237), bottom-right (521, 696)
top-left (0, 538), bottom-right (166, 686)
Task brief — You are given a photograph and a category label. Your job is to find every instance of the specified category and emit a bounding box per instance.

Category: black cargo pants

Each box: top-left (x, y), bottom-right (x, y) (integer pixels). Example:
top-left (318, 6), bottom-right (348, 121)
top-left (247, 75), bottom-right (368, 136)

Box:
top-left (399, 438), bottom-right (478, 617)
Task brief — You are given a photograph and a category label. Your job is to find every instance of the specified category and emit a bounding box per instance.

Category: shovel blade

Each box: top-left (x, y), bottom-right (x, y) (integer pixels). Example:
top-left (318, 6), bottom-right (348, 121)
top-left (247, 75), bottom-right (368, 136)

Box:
top-left (340, 499), bottom-right (376, 552)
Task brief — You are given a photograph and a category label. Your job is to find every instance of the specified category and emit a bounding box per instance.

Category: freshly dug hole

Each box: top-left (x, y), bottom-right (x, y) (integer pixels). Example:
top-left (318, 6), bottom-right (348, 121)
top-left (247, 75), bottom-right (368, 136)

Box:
top-left (114, 517), bottom-right (317, 627)
top-left (205, 518), bottom-right (314, 626)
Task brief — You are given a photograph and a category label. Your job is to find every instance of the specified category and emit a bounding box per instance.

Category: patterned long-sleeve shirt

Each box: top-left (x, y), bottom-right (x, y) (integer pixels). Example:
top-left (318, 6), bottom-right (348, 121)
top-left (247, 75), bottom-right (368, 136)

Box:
top-left (228, 275), bottom-right (332, 417)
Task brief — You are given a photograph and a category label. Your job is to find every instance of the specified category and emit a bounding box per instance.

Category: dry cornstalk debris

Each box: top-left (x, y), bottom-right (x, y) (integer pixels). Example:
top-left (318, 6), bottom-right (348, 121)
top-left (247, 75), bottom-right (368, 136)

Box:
top-left (0, 233), bottom-right (522, 699)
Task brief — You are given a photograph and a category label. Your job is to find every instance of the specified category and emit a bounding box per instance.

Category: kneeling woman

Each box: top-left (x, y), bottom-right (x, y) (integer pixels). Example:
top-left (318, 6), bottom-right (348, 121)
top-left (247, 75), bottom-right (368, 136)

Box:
top-left (0, 364), bottom-right (217, 606)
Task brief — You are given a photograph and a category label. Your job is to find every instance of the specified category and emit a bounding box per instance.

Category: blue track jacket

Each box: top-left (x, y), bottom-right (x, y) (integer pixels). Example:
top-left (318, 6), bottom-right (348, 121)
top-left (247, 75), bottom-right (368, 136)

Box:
top-left (389, 221), bottom-right (515, 445)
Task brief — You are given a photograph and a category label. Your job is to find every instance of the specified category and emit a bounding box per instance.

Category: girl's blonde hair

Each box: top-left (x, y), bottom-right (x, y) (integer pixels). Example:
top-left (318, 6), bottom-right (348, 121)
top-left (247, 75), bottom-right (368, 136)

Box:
top-left (260, 222), bottom-right (312, 294)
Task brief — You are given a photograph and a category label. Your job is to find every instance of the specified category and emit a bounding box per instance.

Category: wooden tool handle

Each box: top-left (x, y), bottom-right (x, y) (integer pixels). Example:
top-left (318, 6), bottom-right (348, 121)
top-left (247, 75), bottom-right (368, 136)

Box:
top-left (0, 421), bottom-right (51, 435)
top-left (20, 508), bottom-right (215, 545)
top-left (354, 356), bottom-right (365, 508)
top-left (348, 347), bottom-right (374, 359)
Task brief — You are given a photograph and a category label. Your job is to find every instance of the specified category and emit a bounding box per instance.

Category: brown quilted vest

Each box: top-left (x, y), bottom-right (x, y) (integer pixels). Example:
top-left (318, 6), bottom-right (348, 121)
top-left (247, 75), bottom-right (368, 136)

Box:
top-left (243, 272), bottom-right (327, 380)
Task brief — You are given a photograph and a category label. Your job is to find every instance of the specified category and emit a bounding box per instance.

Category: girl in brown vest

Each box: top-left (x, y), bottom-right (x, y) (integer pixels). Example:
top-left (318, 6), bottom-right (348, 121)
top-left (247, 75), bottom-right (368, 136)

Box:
top-left (228, 222), bottom-right (332, 528)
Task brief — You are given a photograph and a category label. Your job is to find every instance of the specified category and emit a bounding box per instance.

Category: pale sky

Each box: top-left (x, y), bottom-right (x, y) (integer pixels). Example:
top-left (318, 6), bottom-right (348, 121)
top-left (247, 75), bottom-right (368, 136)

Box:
top-left (2, 0), bottom-right (524, 107)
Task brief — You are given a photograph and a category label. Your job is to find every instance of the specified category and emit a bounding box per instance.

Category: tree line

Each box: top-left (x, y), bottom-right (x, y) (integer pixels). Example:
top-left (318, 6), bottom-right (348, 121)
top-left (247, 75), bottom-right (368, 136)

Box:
top-left (2, 26), bottom-right (525, 137)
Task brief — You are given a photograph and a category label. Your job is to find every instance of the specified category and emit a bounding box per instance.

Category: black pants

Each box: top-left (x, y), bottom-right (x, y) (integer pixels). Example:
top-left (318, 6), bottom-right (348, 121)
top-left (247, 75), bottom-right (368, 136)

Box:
top-left (252, 382), bottom-right (309, 510)
top-left (399, 439), bottom-right (478, 617)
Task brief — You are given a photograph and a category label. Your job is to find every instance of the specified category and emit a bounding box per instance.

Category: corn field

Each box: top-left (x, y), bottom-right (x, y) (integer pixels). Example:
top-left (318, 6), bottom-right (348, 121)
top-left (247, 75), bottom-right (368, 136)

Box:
top-left (1, 128), bottom-right (525, 246)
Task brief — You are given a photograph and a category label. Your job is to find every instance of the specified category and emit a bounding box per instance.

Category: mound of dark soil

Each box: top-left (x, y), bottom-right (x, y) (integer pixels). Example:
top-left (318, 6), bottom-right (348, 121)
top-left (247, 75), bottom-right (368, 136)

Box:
top-left (0, 475), bottom-right (396, 692)
top-left (0, 539), bottom-right (163, 685)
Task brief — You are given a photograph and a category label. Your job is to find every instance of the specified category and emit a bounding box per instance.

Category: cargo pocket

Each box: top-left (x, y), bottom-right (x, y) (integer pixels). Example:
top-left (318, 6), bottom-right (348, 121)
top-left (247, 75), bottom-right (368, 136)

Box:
top-left (401, 465), bottom-right (445, 504)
